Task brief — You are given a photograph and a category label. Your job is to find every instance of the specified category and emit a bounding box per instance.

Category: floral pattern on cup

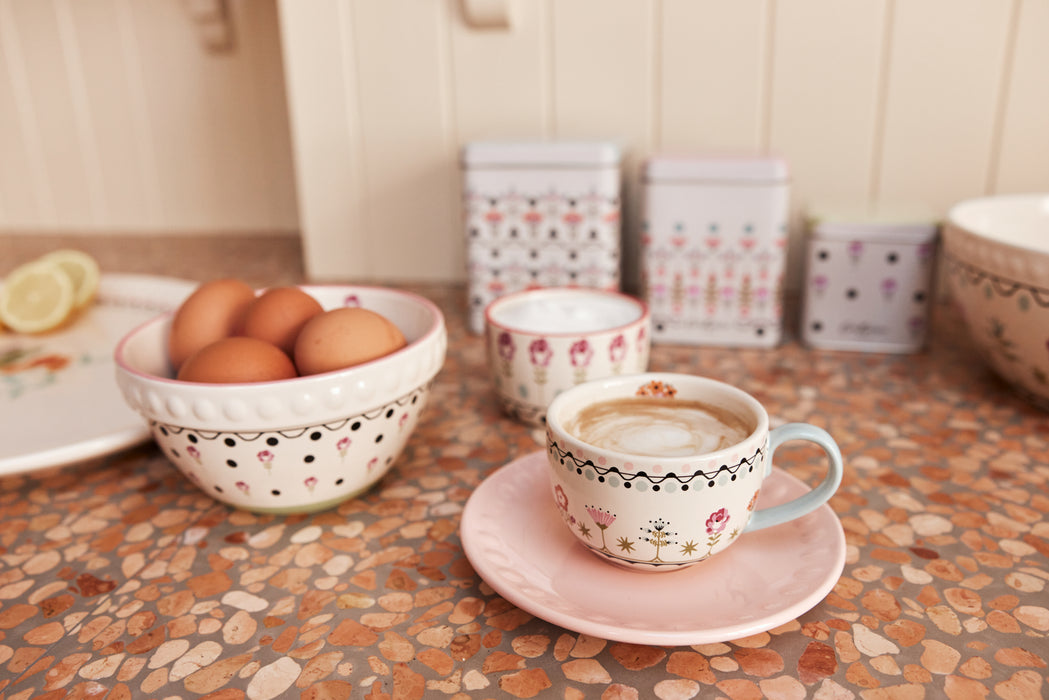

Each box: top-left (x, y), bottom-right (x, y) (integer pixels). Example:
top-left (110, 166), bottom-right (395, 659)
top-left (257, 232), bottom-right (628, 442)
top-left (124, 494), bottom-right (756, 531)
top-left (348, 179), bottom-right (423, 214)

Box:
top-left (497, 331), bottom-right (515, 376)
top-left (485, 289), bottom-right (650, 426)
top-left (569, 339), bottom-right (593, 383)
top-left (545, 373), bottom-right (844, 571)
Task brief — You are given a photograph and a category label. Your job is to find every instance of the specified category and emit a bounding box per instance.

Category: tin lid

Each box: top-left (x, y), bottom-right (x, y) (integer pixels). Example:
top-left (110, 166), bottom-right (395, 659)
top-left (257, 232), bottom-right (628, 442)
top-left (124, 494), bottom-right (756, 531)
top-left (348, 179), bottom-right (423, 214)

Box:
top-left (461, 141), bottom-right (621, 168)
top-left (643, 154), bottom-right (789, 184)
top-left (809, 205), bottom-right (940, 244)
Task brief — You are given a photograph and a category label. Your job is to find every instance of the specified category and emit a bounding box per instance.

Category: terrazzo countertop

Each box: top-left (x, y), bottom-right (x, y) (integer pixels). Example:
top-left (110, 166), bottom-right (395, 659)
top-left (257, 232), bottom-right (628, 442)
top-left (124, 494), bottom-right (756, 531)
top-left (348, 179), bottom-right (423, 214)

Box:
top-left (1, 245), bottom-right (1048, 699)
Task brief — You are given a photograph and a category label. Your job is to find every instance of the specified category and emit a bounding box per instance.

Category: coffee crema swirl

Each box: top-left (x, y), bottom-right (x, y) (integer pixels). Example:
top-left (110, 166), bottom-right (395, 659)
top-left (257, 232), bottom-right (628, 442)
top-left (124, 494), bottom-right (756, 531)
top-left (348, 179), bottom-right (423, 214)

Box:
top-left (565, 397), bottom-right (751, 458)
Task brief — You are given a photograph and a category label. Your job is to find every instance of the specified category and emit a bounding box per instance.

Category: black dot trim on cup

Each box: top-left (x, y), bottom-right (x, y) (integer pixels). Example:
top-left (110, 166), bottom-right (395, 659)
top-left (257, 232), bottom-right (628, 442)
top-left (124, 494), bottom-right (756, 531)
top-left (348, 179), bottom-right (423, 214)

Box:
top-left (548, 440), bottom-right (765, 489)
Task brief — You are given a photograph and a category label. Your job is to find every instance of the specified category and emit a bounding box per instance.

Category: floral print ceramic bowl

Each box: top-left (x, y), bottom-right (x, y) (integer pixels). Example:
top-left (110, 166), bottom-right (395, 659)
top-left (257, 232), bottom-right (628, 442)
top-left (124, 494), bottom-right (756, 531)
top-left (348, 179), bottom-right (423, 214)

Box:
top-left (115, 285), bottom-right (447, 513)
top-left (484, 288), bottom-right (650, 426)
top-left (944, 194), bottom-right (1049, 409)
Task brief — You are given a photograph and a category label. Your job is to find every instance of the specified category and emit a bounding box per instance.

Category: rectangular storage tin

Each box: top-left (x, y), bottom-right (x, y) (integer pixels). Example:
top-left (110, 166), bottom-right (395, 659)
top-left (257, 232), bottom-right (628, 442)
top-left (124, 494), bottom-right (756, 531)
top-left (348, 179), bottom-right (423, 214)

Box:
top-left (800, 210), bottom-right (939, 353)
top-left (640, 155), bottom-right (790, 347)
top-left (461, 141), bottom-right (622, 334)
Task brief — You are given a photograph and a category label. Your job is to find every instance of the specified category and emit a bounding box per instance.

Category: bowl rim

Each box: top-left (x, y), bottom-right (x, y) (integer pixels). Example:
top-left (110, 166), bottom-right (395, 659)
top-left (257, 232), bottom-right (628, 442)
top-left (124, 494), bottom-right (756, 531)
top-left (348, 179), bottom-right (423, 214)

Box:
top-left (945, 193), bottom-right (1049, 258)
top-left (114, 283), bottom-right (444, 389)
top-left (484, 286), bottom-right (650, 338)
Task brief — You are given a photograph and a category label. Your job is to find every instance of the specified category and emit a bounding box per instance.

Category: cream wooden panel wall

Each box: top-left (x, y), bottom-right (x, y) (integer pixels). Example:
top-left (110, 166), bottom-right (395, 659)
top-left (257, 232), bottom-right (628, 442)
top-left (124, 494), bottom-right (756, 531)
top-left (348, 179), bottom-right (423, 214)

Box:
top-left (0, 0), bottom-right (297, 232)
top-left (4, 0), bottom-right (1048, 287)
top-left (281, 0), bottom-right (1049, 284)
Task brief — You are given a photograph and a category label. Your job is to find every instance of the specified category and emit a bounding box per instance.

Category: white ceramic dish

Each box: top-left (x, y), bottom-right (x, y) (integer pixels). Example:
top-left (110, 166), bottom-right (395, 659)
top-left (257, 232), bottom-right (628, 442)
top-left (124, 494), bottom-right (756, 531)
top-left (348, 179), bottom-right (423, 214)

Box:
top-left (0, 273), bottom-right (196, 476)
top-left (114, 285), bottom-right (447, 513)
top-left (944, 194), bottom-right (1049, 408)
top-left (460, 450), bottom-right (846, 646)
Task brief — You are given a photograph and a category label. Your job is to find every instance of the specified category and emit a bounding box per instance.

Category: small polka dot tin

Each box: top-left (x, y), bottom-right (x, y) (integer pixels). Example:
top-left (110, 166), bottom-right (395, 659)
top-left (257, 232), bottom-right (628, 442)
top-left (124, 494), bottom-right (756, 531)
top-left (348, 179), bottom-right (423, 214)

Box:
top-left (801, 210), bottom-right (940, 353)
top-left (640, 155), bottom-right (791, 347)
top-left (461, 141), bottom-right (623, 334)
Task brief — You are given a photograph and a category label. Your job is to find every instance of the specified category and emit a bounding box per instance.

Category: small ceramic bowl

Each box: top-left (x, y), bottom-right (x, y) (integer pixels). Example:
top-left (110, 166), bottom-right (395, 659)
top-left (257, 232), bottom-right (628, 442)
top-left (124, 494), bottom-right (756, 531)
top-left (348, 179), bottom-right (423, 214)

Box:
top-left (115, 285), bottom-right (447, 513)
top-left (944, 194), bottom-right (1049, 409)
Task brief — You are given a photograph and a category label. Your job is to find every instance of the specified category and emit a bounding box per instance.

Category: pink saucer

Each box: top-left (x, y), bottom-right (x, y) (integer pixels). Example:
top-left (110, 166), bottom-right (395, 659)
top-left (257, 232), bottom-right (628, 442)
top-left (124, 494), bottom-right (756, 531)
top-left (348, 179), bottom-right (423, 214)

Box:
top-left (460, 450), bottom-right (846, 646)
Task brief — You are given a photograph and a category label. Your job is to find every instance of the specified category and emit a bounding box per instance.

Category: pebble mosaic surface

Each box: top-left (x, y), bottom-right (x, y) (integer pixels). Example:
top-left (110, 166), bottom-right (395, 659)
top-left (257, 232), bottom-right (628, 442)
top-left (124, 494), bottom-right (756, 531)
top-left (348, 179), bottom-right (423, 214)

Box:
top-left (1, 283), bottom-right (1048, 700)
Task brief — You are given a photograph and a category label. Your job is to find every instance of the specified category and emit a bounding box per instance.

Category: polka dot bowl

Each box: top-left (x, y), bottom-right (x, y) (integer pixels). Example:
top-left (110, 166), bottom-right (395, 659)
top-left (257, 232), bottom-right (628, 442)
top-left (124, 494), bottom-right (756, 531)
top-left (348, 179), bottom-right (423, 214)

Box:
top-left (115, 285), bottom-right (447, 513)
top-left (944, 194), bottom-right (1049, 409)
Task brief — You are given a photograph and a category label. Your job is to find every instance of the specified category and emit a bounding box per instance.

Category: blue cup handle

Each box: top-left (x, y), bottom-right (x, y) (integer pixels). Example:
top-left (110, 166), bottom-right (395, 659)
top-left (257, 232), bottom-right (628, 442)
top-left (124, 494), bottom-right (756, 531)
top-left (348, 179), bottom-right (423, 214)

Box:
top-left (744, 423), bottom-right (844, 532)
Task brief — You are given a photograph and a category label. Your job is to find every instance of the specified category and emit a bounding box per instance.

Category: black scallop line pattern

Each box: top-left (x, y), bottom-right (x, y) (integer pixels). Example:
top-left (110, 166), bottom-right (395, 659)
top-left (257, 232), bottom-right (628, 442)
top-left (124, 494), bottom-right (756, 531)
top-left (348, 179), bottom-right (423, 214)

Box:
top-left (945, 254), bottom-right (1049, 307)
top-left (548, 439), bottom-right (764, 488)
top-left (154, 383), bottom-right (431, 441)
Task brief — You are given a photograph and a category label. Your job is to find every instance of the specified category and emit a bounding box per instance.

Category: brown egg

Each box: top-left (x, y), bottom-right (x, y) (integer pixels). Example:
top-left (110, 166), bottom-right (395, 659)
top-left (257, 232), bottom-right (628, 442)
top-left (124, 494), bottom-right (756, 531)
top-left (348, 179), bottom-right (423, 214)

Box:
top-left (294, 307), bottom-right (407, 376)
top-left (241, 286), bottom-right (324, 355)
top-left (177, 337), bottom-right (297, 383)
top-left (168, 278), bottom-right (255, 371)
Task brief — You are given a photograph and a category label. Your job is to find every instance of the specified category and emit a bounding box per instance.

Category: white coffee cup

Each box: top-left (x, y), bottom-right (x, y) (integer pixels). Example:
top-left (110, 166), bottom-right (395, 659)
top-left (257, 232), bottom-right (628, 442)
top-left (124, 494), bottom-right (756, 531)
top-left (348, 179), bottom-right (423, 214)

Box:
top-left (545, 372), bottom-right (844, 571)
top-left (485, 288), bottom-right (650, 426)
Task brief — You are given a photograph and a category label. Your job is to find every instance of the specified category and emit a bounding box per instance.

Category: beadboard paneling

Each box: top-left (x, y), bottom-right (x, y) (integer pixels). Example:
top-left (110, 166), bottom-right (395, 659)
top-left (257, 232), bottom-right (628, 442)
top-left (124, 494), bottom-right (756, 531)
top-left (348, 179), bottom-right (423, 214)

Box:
top-left (659, 0), bottom-right (769, 151)
top-left (875, 0), bottom-right (1015, 212)
top-left (0, 0), bottom-right (297, 233)
top-left (994, 0), bottom-right (1049, 194)
top-left (4, 0), bottom-right (1049, 286)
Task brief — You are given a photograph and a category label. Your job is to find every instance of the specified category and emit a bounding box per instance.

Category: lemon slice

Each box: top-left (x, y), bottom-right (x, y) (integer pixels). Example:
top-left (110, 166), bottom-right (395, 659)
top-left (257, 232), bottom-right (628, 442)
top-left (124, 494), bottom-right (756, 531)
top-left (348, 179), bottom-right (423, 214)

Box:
top-left (0, 259), bottom-right (76, 334)
top-left (39, 249), bottom-right (100, 309)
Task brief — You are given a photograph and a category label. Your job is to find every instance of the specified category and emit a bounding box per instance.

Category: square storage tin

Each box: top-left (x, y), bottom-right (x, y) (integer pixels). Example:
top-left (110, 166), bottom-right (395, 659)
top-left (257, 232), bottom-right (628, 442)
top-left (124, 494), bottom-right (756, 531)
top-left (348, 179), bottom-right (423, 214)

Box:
top-left (640, 155), bottom-right (790, 347)
top-left (462, 141), bottom-right (622, 334)
top-left (800, 210), bottom-right (939, 353)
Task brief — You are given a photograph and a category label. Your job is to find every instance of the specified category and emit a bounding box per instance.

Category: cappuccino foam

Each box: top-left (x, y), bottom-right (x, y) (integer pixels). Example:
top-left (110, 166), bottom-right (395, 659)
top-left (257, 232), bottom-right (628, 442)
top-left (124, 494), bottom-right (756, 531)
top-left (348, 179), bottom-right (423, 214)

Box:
top-left (565, 397), bottom-right (750, 458)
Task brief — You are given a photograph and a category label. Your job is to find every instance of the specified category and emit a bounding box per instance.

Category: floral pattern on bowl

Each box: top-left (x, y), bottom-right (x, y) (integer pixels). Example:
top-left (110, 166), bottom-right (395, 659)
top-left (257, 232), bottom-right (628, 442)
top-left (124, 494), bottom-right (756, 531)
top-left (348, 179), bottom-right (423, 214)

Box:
top-left (153, 384), bottom-right (432, 513)
top-left (944, 254), bottom-right (1049, 408)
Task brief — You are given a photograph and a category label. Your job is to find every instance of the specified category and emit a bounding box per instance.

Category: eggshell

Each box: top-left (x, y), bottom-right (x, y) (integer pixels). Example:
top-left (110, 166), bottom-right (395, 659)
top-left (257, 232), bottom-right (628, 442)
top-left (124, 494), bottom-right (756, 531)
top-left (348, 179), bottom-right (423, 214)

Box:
top-left (294, 307), bottom-right (407, 376)
top-left (168, 278), bottom-right (255, 371)
top-left (177, 336), bottom-right (297, 383)
top-left (241, 286), bottom-right (324, 355)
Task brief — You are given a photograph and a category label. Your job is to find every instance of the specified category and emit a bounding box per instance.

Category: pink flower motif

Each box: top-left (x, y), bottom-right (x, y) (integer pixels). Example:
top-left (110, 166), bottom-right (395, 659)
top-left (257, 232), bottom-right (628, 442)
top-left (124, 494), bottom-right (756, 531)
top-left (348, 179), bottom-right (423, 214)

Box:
top-left (523, 210), bottom-right (543, 224)
top-left (497, 331), bottom-right (515, 362)
top-left (813, 275), bottom-right (828, 294)
top-left (882, 278), bottom-right (898, 297)
top-left (236, 481), bottom-right (250, 493)
top-left (706, 508), bottom-right (730, 535)
top-left (399, 413), bottom-right (409, 429)
top-left (569, 339), bottom-right (593, 368)
top-left (529, 338), bottom-right (552, 368)
top-left (563, 211), bottom-right (583, 225)
top-left (554, 485), bottom-right (569, 512)
top-left (257, 450), bottom-right (273, 464)
top-left (367, 457), bottom-right (378, 472)
top-left (586, 506), bottom-right (616, 529)
top-left (485, 209), bottom-right (503, 223)
top-left (187, 445), bottom-right (201, 462)
top-left (337, 437), bottom-right (351, 452)
top-left (304, 476), bottom-right (317, 492)
top-left (848, 241), bottom-right (864, 259)
top-left (343, 294), bottom-right (361, 307)
top-left (609, 334), bottom-right (626, 364)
